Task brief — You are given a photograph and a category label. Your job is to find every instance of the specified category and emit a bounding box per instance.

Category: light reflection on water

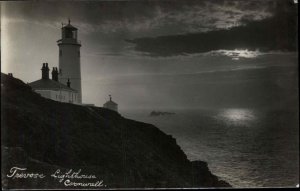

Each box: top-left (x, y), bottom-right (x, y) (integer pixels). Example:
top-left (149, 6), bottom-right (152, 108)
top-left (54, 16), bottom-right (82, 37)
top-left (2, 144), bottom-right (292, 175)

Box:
top-left (220, 109), bottom-right (255, 121)
top-left (215, 108), bottom-right (257, 126)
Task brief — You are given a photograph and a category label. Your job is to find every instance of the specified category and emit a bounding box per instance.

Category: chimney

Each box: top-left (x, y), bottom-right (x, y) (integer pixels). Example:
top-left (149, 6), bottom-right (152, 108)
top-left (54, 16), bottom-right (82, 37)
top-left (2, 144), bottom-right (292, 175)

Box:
top-left (8, 73), bottom-right (13, 77)
top-left (109, 95), bottom-right (112, 101)
top-left (67, 78), bottom-right (71, 87)
top-left (41, 63), bottom-right (50, 79)
top-left (52, 67), bottom-right (58, 81)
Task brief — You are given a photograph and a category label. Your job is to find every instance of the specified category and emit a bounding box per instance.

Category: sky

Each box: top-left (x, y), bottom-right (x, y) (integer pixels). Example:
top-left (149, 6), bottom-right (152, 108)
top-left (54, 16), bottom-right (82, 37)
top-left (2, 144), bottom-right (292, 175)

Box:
top-left (1, 0), bottom-right (298, 110)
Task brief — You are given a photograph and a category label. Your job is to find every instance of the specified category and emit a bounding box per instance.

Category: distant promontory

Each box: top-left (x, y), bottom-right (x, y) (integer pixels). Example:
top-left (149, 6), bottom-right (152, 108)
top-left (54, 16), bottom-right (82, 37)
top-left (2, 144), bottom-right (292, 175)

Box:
top-left (150, 111), bottom-right (176, 117)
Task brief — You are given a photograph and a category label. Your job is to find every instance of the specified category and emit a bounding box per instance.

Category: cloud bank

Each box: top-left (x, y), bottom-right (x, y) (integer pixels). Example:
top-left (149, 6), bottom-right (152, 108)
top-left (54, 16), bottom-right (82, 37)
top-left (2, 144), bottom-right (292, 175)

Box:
top-left (127, 0), bottom-right (297, 56)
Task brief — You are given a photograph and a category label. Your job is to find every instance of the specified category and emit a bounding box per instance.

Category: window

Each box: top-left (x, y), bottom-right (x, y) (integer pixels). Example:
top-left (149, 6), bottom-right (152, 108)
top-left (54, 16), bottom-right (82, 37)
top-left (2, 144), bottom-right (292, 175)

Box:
top-left (78, 51), bottom-right (80, 57)
top-left (59, 50), bottom-right (62, 56)
top-left (65, 29), bottom-right (72, 38)
top-left (72, 31), bottom-right (77, 39)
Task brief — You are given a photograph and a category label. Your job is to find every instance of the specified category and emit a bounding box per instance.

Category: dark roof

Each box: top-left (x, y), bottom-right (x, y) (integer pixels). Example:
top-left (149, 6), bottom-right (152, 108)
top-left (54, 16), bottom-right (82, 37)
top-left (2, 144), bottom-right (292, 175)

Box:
top-left (28, 79), bottom-right (77, 92)
top-left (63, 23), bottom-right (77, 30)
top-left (104, 100), bottom-right (118, 106)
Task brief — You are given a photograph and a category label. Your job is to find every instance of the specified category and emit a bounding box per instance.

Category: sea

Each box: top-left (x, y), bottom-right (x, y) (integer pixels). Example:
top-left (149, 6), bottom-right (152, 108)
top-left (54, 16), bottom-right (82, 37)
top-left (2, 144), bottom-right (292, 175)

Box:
top-left (121, 108), bottom-right (299, 188)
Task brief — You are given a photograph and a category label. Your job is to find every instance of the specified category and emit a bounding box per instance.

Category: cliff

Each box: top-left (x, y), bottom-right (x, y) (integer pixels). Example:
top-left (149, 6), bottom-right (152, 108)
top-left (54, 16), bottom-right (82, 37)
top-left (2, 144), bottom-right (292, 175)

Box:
top-left (1, 73), bottom-right (230, 189)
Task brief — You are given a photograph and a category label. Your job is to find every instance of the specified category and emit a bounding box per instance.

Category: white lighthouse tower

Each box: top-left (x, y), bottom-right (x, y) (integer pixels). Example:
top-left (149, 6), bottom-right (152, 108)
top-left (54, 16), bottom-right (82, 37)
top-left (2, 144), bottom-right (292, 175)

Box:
top-left (57, 19), bottom-right (82, 103)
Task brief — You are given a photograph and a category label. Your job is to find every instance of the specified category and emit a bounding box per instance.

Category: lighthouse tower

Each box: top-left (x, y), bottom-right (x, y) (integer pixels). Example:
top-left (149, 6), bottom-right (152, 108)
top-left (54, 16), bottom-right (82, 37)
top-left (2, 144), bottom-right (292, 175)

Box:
top-left (57, 19), bottom-right (82, 103)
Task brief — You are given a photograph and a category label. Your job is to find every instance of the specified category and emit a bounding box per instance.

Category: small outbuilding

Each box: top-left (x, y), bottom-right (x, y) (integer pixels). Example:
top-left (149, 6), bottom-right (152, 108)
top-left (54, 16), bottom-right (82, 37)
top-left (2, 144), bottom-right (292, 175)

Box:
top-left (103, 95), bottom-right (118, 112)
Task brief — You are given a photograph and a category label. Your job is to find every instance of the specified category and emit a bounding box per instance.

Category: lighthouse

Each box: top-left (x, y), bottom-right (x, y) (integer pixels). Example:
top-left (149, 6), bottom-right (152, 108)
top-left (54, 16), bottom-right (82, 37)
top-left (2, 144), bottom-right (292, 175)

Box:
top-left (57, 19), bottom-right (82, 103)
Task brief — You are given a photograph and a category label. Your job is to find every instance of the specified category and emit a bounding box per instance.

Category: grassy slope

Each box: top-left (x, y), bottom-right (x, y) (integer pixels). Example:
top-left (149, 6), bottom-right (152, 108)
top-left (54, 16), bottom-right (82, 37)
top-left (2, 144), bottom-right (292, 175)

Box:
top-left (1, 73), bottom-right (230, 188)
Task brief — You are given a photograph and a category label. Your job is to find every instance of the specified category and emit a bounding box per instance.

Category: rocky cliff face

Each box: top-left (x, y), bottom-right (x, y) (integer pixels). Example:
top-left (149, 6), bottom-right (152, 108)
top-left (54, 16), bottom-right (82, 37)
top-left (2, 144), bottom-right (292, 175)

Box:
top-left (1, 73), bottom-right (230, 189)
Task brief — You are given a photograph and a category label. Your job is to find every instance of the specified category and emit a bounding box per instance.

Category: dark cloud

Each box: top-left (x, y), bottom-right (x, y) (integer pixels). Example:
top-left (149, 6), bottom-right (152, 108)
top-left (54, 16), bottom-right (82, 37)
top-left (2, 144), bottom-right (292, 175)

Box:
top-left (127, 0), bottom-right (297, 56)
top-left (3, 0), bottom-right (276, 37)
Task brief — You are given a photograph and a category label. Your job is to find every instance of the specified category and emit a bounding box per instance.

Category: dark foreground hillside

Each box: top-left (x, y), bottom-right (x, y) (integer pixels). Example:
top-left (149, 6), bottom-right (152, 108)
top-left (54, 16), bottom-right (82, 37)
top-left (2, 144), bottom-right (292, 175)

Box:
top-left (1, 73), bottom-right (230, 189)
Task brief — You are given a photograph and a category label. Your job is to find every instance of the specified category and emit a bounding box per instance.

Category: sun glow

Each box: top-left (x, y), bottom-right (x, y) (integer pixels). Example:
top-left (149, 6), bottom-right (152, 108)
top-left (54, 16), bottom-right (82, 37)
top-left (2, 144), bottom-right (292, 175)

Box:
top-left (211, 49), bottom-right (262, 60)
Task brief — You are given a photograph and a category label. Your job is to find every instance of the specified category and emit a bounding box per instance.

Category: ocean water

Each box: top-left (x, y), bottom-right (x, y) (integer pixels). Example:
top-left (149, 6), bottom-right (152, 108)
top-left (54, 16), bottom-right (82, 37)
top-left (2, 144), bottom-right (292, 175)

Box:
top-left (122, 108), bottom-right (299, 188)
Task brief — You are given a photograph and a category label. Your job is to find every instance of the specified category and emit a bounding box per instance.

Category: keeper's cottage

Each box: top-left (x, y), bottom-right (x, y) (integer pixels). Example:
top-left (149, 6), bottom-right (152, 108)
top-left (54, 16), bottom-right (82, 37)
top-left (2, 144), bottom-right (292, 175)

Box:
top-left (29, 63), bottom-right (79, 104)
